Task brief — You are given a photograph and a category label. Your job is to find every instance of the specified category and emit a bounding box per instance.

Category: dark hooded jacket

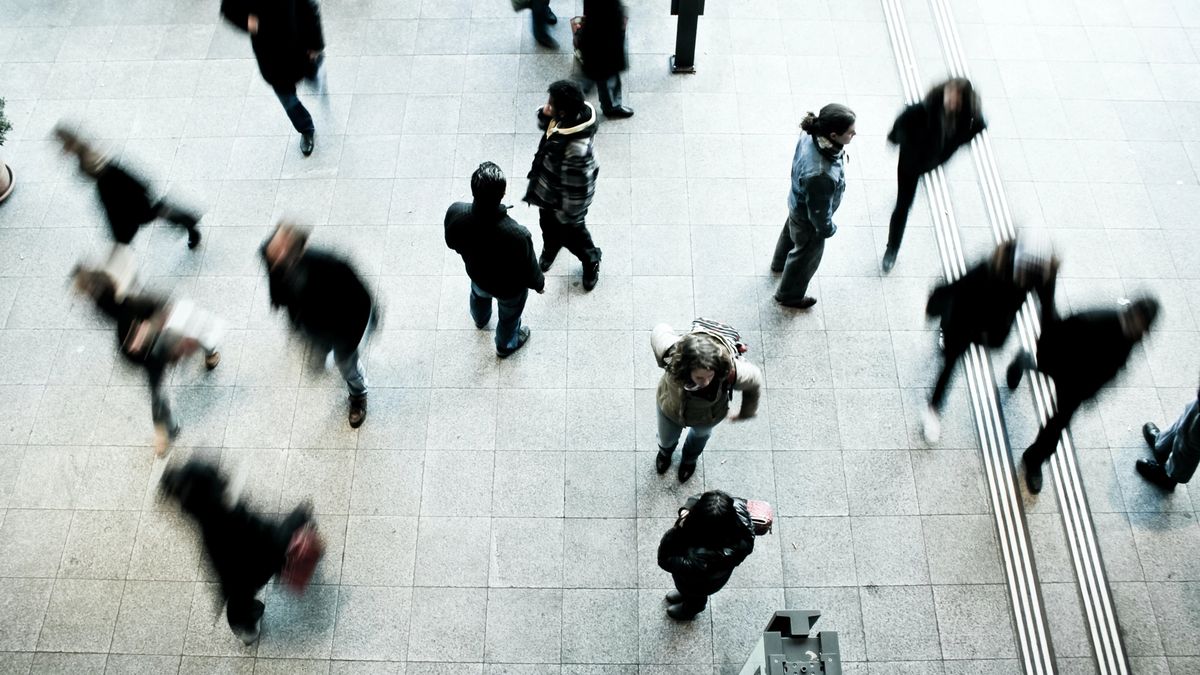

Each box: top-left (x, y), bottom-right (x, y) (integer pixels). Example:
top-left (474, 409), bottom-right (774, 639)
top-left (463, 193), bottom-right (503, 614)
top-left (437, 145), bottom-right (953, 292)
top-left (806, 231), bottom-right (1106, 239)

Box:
top-left (657, 500), bottom-right (755, 596)
top-left (1035, 309), bottom-right (1141, 402)
top-left (579, 0), bottom-right (629, 81)
top-left (221, 0), bottom-right (325, 88)
top-left (445, 202), bottom-right (545, 298)
top-left (260, 245), bottom-right (373, 353)
top-left (888, 81), bottom-right (987, 175)
top-left (525, 104), bottom-right (600, 223)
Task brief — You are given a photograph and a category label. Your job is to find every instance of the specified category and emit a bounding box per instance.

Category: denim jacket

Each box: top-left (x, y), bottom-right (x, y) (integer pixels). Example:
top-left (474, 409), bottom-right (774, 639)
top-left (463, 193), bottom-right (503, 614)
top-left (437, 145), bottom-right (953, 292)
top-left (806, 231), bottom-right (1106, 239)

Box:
top-left (787, 134), bottom-right (845, 238)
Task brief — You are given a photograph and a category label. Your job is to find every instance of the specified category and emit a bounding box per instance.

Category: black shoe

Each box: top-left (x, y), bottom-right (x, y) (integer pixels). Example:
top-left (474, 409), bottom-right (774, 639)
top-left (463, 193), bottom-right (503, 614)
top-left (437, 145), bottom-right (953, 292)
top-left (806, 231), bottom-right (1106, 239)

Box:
top-left (300, 133), bottom-right (315, 156)
top-left (539, 249), bottom-right (558, 272)
top-left (665, 590), bottom-right (683, 604)
top-left (187, 229), bottom-right (202, 249)
top-left (655, 448), bottom-right (672, 474)
top-left (474, 317), bottom-right (489, 330)
top-left (534, 31), bottom-right (559, 49)
top-left (349, 394), bottom-right (367, 428)
top-left (1136, 459), bottom-right (1177, 492)
top-left (1143, 423), bottom-right (1160, 449)
top-left (1023, 449), bottom-right (1043, 494)
top-left (678, 461), bottom-right (696, 483)
top-left (603, 105), bottom-right (634, 119)
top-left (776, 295), bottom-right (817, 309)
top-left (667, 603), bottom-right (698, 621)
top-left (582, 260), bottom-right (600, 291)
top-left (1007, 351), bottom-right (1033, 390)
top-left (881, 247), bottom-right (897, 274)
top-left (546, 7), bottom-right (558, 24)
top-left (770, 264), bottom-right (783, 274)
top-left (497, 327), bottom-right (531, 358)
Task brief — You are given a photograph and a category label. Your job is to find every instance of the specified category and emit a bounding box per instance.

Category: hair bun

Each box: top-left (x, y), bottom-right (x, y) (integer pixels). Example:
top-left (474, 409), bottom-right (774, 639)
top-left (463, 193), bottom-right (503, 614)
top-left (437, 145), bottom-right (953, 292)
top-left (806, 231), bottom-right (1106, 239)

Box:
top-left (799, 112), bottom-right (818, 132)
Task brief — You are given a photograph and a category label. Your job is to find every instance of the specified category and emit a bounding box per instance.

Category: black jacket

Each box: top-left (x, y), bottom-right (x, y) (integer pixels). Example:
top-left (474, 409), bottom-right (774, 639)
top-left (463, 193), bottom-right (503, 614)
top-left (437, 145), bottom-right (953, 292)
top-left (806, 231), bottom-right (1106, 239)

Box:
top-left (91, 288), bottom-right (174, 386)
top-left (221, 0), bottom-right (325, 88)
top-left (888, 83), bottom-right (986, 175)
top-left (445, 202), bottom-right (545, 298)
top-left (1036, 309), bottom-right (1138, 402)
top-left (262, 247), bottom-right (373, 353)
top-left (579, 0), bottom-right (628, 81)
top-left (96, 164), bottom-right (159, 244)
top-left (657, 512), bottom-right (755, 596)
top-left (926, 256), bottom-right (1056, 352)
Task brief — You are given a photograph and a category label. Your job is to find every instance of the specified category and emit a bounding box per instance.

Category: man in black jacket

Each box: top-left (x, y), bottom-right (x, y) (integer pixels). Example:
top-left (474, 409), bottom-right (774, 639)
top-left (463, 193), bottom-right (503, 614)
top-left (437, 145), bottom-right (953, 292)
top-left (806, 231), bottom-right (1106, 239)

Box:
top-left (446, 162), bottom-right (545, 357)
top-left (221, 0), bottom-right (326, 156)
top-left (525, 80), bottom-right (603, 291)
top-left (1009, 297), bottom-right (1159, 494)
top-left (261, 223), bottom-right (375, 427)
top-left (884, 78), bottom-right (986, 273)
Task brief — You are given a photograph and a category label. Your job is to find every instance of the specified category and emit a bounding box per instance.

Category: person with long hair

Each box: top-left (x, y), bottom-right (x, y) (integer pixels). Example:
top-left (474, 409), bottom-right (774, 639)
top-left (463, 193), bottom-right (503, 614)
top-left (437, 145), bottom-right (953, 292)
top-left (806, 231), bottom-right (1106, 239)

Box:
top-left (657, 490), bottom-right (756, 620)
top-left (771, 104), bottom-right (856, 309)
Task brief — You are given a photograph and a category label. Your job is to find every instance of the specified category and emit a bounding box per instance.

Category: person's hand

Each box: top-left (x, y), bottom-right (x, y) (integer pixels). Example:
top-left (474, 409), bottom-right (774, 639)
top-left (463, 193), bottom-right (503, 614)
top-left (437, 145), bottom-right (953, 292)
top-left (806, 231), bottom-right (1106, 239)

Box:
top-left (541, 103), bottom-right (554, 117)
top-left (247, 13), bottom-right (259, 34)
top-left (308, 49), bottom-right (321, 62)
top-left (535, 285), bottom-right (546, 295)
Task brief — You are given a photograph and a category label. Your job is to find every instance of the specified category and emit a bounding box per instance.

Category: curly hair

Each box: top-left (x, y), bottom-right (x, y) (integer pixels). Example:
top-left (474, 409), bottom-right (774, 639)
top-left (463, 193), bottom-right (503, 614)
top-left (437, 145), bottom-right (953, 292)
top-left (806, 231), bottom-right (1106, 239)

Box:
top-left (667, 333), bottom-right (732, 388)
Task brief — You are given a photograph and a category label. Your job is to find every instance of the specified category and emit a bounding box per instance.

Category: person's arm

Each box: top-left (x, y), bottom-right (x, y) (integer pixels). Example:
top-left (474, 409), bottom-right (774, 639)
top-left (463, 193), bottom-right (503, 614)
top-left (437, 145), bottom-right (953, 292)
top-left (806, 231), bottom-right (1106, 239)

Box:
top-left (803, 174), bottom-right (838, 238)
top-left (657, 528), bottom-right (714, 574)
top-left (536, 108), bottom-right (552, 132)
top-left (730, 359), bottom-right (763, 420)
top-left (722, 533), bottom-right (755, 568)
top-left (651, 324), bottom-right (680, 368)
top-left (887, 105), bottom-right (921, 146)
top-left (559, 144), bottom-right (597, 222)
top-left (299, 0), bottom-right (326, 53)
top-left (220, 0), bottom-right (252, 31)
top-left (523, 231), bottom-right (546, 293)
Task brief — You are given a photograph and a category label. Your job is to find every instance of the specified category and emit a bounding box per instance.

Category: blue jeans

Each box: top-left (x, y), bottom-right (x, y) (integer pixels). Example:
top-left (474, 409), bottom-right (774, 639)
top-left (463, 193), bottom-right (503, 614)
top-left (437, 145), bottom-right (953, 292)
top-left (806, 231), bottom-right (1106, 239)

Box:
top-left (469, 283), bottom-right (528, 352)
top-left (1156, 399), bottom-right (1200, 483)
top-left (656, 407), bottom-right (718, 463)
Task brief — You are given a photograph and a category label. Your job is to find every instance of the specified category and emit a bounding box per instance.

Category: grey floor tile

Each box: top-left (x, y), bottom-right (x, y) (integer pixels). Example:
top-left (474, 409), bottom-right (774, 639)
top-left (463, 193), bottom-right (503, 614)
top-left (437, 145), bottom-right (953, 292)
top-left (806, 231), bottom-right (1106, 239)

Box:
top-left (565, 389), bottom-right (635, 452)
top-left (932, 584), bottom-right (1017, 660)
top-left (859, 585), bottom-right (941, 662)
top-left (0, 508), bottom-right (72, 577)
top-left (563, 518), bottom-right (637, 589)
top-left (923, 515), bottom-right (1004, 586)
top-left (0, 578), bottom-right (54, 651)
top-left (331, 586), bottom-right (411, 661)
top-left (843, 450), bottom-right (919, 516)
top-left (59, 510), bottom-right (141, 580)
top-left (772, 451), bottom-right (849, 517)
top-left (1148, 581), bottom-right (1200, 656)
top-left (852, 515), bottom-right (930, 586)
top-left (484, 588), bottom-right (562, 664)
top-left (779, 516), bottom-right (857, 587)
top-left (492, 451), bottom-right (565, 517)
top-left (355, 389), bottom-right (431, 450)
top-left (126, 510), bottom-right (202, 583)
top-left (420, 450), bottom-right (493, 516)
top-left (413, 517), bottom-right (490, 587)
top-left (425, 388), bottom-right (496, 450)
top-left (348, 450), bottom-right (424, 517)
top-left (282, 448), bottom-right (354, 516)
top-left (340, 516), bottom-right (418, 587)
top-left (37, 577), bottom-right (124, 653)
top-left (489, 518), bottom-right (564, 588)
top-left (1132, 511), bottom-right (1200, 581)
top-left (561, 589), bottom-right (638, 664)
top-left (636, 588), bottom-right (714, 665)
top-left (255, 585), bottom-right (338, 660)
top-left (109, 580), bottom-right (194, 656)
top-left (406, 587), bottom-right (486, 663)
top-left (564, 452), bottom-right (636, 518)
top-left (709, 587), bottom-right (785, 665)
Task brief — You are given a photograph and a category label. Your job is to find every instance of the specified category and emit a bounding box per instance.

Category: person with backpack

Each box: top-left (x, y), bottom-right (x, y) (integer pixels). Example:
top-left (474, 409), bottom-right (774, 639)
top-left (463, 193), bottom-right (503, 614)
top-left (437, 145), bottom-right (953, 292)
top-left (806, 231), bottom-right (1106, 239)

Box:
top-left (1137, 380), bottom-right (1200, 492)
top-left (771, 104), bottom-right (856, 309)
top-left (651, 320), bottom-right (763, 482)
top-left (657, 490), bottom-right (756, 620)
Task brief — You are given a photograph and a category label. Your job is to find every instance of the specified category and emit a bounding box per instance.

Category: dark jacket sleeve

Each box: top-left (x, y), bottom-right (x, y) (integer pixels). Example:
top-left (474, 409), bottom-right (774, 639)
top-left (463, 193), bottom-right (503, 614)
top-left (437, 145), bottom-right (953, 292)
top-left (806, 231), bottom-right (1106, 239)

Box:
top-left (803, 174), bottom-right (837, 238)
top-left (220, 0), bottom-right (251, 31)
top-left (536, 108), bottom-right (551, 131)
top-left (657, 528), bottom-right (714, 574)
top-left (523, 232), bottom-right (546, 292)
top-left (298, 0), bottom-right (325, 51)
top-left (888, 105), bottom-right (922, 146)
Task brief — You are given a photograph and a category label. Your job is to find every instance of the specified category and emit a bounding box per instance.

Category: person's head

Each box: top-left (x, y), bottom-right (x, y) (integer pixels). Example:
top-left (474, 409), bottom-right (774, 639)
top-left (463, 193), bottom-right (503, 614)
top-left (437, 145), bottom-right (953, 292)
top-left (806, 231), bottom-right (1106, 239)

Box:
top-left (1121, 296), bottom-right (1159, 341)
top-left (799, 103), bottom-right (857, 146)
top-left (681, 491), bottom-right (752, 543)
top-left (937, 78), bottom-right (975, 115)
top-left (160, 459), bottom-right (229, 517)
top-left (70, 264), bottom-right (115, 301)
top-left (263, 222), bottom-right (311, 270)
top-left (668, 333), bottom-right (732, 392)
top-left (53, 124), bottom-right (106, 176)
top-left (470, 161), bottom-right (507, 208)
top-left (545, 79), bottom-right (586, 121)
top-left (998, 235), bottom-right (1057, 290)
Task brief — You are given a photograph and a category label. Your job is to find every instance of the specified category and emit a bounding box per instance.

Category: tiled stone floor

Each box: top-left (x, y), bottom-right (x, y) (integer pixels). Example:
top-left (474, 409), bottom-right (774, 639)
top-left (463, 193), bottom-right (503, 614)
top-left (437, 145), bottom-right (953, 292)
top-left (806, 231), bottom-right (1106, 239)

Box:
top-left (0, 0), bottom-right (1196, 672)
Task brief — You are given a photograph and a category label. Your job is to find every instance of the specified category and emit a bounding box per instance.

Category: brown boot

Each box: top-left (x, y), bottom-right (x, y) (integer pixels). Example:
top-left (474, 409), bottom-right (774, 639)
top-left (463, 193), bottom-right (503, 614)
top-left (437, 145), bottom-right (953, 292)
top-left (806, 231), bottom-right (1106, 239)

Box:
top-left (348, 394), bottom-right (367, 428)
top-left (205, 351), bottom-right (221, 370)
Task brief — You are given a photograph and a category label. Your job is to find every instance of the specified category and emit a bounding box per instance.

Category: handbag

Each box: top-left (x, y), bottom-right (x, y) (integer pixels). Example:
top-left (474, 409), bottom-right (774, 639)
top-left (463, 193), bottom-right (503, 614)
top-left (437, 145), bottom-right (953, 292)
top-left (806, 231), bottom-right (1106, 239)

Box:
top-left (281, 523), bottom-right (325, 592)
top-left (571, 16), bottom-right (585, 63)
top-left (744, 499), bottom-right (774, 535)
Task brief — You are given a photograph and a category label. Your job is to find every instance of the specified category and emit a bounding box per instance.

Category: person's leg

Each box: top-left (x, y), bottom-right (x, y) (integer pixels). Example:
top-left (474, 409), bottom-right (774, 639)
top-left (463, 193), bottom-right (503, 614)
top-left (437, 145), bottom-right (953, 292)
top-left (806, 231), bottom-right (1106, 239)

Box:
top-left (529, 0), bottom-right (556, 46)
top-left (1023, 395), bottom-right (1080, 493)
top-left (538, 208), bottom-right (564, 270)
top-left (272, 84), bottom-right (315, 135)
top-left (469, 283), bottom-right (494, 330)
top-left (677, 422), bottom-right (716, 482)
top-left (656, 406), bottom-right (685, 472)
top-left (153, 199), bottom-right (202, 248)
top-left (226, 595), bottom-right (265, 644)
top-left (930, 341), bottom-right (968, 412)
top-left (148, 365), bottom-right (177, 456)
top-left (886, 165), bottom-right (921, 258)
top-left (494, 289), bottom-right (529, 353)
top-left (557, 214), bottom-right (602, 266)
top-left (775, 215), bottom-right (825, 305)
top-left (333, 346), bottom-right (368, 428)
top-left (770, 214), bottom-right (796, 273)
top-left (598, 75), bottom-right (624, 112)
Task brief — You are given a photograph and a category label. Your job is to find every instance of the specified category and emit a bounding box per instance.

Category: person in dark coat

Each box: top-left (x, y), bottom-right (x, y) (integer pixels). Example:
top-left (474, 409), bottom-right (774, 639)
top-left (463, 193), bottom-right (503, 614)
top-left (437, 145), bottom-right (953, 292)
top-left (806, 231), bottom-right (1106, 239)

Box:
top-left (160, 459), bottom-right (317, 645)
top-left (446, 162), bottom-right (545, 357)
top-left (1138, 381), bottom-right (1200, 492)
top-left (921, 238), bottom-right (1057, 442)
top-left (54, 126), bottom-right (202, 249)
top-left (883, 78), bottom-right (986, 273)
top-left (261, 222), bottom-right (375, 428)
top-left (657, 491), bottom-right (756, 620)
top-left (577, 0), bottom-right (633, 118)
top-left (73, 266), bottom-right (222, 456)
top-left (522, 0), bottom-right (559, 48)
top-left (221, 0), bottom-right (326, 156)
top-left (1008, 297), bottom-right (1159, 494)
top-left (525, 80), bottom-right (603, 291)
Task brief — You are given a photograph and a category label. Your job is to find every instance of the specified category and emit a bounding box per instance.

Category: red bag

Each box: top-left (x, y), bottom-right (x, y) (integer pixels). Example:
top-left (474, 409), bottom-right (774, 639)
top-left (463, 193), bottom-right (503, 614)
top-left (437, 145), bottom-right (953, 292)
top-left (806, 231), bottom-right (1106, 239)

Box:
top-left (281, 524), bottom-right (325, 592)
top-left (745, 499), bottom-right (774, 535)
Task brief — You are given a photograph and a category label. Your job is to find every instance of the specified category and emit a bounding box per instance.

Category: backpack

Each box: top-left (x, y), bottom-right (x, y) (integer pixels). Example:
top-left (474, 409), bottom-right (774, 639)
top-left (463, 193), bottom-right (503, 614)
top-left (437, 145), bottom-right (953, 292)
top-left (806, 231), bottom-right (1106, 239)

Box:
top-left (691, 317), bottom-right (748, 357)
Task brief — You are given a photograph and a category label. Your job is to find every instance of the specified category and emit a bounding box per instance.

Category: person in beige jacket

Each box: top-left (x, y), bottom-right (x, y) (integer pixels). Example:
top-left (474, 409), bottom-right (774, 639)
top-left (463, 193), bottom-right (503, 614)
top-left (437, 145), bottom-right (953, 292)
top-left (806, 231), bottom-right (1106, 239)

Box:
top-left (652, 323), bottom-right (763, 482)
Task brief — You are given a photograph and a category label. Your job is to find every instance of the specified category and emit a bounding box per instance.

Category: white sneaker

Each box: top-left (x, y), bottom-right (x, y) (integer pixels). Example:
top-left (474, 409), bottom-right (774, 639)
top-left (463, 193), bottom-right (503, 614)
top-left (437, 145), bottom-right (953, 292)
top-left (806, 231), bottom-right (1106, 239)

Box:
top-left (921, 406), bottom-right (941, 444)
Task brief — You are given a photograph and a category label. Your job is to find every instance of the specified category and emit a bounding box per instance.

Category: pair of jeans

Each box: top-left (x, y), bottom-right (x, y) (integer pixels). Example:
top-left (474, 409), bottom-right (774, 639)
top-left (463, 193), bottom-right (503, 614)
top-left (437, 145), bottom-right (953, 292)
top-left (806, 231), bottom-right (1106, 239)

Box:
top-left (332, 347), bottom-right (367, 397)
top-left (539, 208), bottom-right (601, 266)
top-left (771, 212), bottom-right (825, 303)
top-left (146, 364), bottom-right (176, 433)
top-left (274, 85), bottom-right (315, 135)
top-left (887, 165), bottom-right (922, 253)
top-left (1156, 399), bottom-right (1200, 483)
top-left (469, 283), bottom-right (529, 352)
top-left (656, 407), bottom-right (717, 463)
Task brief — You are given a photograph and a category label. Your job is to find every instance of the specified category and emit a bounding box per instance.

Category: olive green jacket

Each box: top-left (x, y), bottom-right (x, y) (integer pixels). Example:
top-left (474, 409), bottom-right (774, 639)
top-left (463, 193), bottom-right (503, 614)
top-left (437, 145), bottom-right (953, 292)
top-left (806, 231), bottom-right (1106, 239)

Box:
top-left (651, 323), bottom-right (763, 428)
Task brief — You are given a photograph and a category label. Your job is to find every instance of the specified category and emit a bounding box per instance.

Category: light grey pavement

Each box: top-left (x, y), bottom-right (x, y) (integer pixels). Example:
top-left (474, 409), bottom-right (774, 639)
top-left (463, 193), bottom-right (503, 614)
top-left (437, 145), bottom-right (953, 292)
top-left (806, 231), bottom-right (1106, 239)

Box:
top-left (0, 0), bottom-right (1196, 672)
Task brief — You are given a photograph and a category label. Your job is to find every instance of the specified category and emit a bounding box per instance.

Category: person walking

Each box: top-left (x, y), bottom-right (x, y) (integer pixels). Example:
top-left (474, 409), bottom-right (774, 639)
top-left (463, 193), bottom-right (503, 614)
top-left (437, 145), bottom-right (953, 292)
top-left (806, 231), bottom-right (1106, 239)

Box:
top-left (525, 80), bottom-right (603, 291)
top-left (54, 126), bottom-right (202, 250)
top-left (221, 0), bottom-right (326, 156)
top-left (921, 238), bottom-right (1057, 442)
top-left (519, 0), bottom-right (559, 48)
top-left (883, 78), bottom-right (986, 273)
top-left (1009, 297), bottom-right (1159, 494)
top-left (576, 0), bottom-right (633, 118)
top-left (651, 321), bottom-right (762, 482)
top-left (771, 104), bottom-right (856, 310)
top-left (657, 491), bottom-right (756, 620)
top-left (1138, 383), bottom-right (1200, 492)
top-left (260, 222), bottom-right (375, 428)
top-left (445, 162), bottom-right (545, 357)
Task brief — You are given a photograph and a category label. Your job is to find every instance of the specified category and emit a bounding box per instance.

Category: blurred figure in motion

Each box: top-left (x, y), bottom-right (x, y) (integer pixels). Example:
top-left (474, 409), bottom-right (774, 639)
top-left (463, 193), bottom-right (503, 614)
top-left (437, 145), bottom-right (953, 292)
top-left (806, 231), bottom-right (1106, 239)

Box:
top-left (445, 161), bottom-right (545, 357)
top-left (161, 459), bottom-right (323, 645)
top-left (54, 125), bottom-right (202, 251)
top-left (1009, 296), bottom-right (1159, 494)
top-left (1139, 381), bottom-right (1200, 492)
top-left (72, 264), bottom-right (223, 455)
top-left (221, 0), bottom-right (326, 156)
top-left (576, 0), bottom-right (633, 119)
top-left (922, 237), bottom-right (1058, 442)
top-left (884, 78), bottom-right (986, 273)
top-left (518, 0), bottom-right (560, 48)
top-left (260, 222), bottom-right (375, 428)
top-left (657, 490), bottom-right (756, 620)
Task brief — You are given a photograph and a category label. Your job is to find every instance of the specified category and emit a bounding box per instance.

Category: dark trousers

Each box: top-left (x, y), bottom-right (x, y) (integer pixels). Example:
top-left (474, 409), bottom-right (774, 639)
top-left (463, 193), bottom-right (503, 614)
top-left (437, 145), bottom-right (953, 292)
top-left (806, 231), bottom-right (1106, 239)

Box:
top-left (671, 571), bottom-right (732, 618)
top-left (531, 0), bottom-right (553, 39)
top-left (223, 506), bottom-right (310, 637)
top-left (771, 212), bottom-right (824, 303)
top-left (583, 75), bottom-right (623, 112)
top-left (227, 597), bottom-right (265, 636)
top-left (274, 85), bottom-right (315, 135)
top-left (146, 365), bottom-right (177, 432)
top-left (539, 208), bottom-right (601, 266)
top-left (930, 338), bottom-right (969, 411)
top-left (470, 283), bottom-right (529, 352)
top-left (1025, 392), bottom-right (1083, 468)
top-left (153, 200), bottom-right (201, 240)
top-left (888, 166), bottom-right (922, 253)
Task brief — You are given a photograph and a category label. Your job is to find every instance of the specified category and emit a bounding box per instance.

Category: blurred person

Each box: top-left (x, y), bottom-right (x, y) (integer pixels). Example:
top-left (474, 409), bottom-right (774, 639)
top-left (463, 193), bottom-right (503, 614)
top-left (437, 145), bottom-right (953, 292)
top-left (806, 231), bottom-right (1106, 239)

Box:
top-left (651, 321), bottom-right (762, 482)
top-left (921, 238), bottom-right (1058, 442)
top-left (657, 490), bottom-right (756, 620)
top-left (519, 0), bottom-right (560, 48)
top-left (1138, 382), bottom-right (1200, 492)
top-left (221, 0), bottom-right (326, 156)
top-left (771, 104), bottom-right (856, 310)
top-left (576, 0), bottom-right (633, 118)
top-left (883, 78), bottom-right (986, 273)
top-left (260, 222), bottom-right (375, 428)
top-left (1009, 297), bottom-right (1159, 494)
top-left (72, 265), bottom-right (223, 456)
top-left (54, 125), bottom-right (202, 250)
top-left (160, 459), bottom-right (322, 645)
top-left (445, 162), bottom-right (545, 357)
top-left (525, 80), bottom-right (603, 291)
